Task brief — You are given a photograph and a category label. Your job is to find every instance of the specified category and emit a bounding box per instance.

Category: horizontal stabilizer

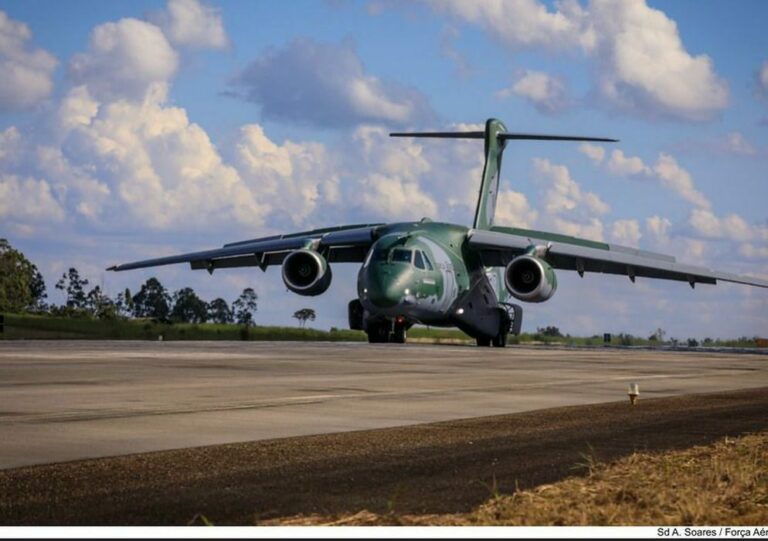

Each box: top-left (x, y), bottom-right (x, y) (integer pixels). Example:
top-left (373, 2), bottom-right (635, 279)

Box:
top-left (390, 131), bottom-right (484, 139)
top-left (390, 131), bottom-right (617, 143)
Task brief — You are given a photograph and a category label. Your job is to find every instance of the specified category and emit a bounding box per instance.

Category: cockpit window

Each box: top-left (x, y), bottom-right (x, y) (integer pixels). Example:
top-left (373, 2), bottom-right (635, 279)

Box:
top-left (391, 249), bottom-right (412, 263)
top-left (372, 249), bottom-right (389, 262)
top-left (422, 251), bottom-right (434, 271)
top-left (414, 250), bottom-right (425, 270)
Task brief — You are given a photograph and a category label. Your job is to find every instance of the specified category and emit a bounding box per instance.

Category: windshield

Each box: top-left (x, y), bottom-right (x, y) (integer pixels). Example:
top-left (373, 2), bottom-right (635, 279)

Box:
top-left (391, 249), bottom-right (413, 263)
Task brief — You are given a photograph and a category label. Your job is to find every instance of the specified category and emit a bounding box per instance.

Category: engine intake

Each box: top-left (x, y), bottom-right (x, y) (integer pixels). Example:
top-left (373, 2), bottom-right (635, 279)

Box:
top-left (504, 255), bottom-right (557, 303)
top-left (281, 249), bottom-right (332, 296)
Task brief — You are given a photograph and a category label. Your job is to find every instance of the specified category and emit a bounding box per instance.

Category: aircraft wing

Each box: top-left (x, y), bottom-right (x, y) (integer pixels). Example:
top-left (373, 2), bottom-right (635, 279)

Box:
top-left (107, 223), bottom-right (383, 273)
top-left (467, 226), bottom-right (768, 289)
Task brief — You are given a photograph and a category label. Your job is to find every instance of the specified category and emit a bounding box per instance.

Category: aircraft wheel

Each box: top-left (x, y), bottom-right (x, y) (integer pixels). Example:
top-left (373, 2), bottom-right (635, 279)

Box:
top-left (492, 332), bottom-right (507, 347)
top-left (392, 324), bottom-right (407, 344)
top-left (476, 337), bottom-right (491, 347)
top-left (367, 322), bottom-right (390, 343)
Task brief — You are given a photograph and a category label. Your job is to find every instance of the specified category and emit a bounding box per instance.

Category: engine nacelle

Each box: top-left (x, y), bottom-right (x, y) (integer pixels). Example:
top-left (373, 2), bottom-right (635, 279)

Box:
top-left (504, 255), bottom-right (557, 303)
top-left (281, 249), bottom-right (332, 296)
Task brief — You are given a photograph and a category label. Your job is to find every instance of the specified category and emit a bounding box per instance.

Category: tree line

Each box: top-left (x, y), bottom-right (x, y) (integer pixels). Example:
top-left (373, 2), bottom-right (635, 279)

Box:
top-left (1, 238), bottom-right (258, 325)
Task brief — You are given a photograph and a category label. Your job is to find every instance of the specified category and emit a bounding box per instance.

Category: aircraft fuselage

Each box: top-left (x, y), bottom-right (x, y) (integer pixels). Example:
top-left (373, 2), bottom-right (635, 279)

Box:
top-left (356, 220), bottom-right (511, 341)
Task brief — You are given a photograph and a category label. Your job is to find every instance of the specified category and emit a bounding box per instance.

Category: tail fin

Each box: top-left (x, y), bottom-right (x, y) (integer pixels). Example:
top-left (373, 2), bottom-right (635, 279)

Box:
top-left (391, 119), bottom-right (617, 230)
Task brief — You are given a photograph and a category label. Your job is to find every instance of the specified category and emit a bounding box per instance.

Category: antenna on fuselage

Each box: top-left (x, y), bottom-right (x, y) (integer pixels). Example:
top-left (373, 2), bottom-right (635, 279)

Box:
top-left (390, 119), bottom-right (617, 231)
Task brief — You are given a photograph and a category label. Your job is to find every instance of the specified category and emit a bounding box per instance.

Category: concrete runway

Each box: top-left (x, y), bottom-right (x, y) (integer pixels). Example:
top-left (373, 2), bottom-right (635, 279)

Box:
top-left (1, 340), bottom-right (766, 469)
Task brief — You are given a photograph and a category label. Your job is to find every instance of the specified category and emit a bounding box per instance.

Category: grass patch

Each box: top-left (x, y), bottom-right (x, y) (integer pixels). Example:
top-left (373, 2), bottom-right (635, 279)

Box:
top-left (0, 313), bottom-right (366, 342)
top-left (263, 431), bottom-right (768, 526)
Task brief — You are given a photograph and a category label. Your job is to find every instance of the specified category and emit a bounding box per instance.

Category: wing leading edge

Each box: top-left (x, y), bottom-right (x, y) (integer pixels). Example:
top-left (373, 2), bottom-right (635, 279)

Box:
top-left (107, 224), bottom-right (382, 273)
top-left (467, 227), bottom-right (768, 289)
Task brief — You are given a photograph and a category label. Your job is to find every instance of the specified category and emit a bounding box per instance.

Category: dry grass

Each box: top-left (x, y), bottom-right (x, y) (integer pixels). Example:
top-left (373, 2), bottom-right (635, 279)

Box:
top-left (261, 432), bottom-right (768, 526)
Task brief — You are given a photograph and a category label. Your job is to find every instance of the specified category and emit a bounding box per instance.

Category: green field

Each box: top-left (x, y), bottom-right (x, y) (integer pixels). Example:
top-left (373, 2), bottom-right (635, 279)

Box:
top-left (0, 313), bottom-right (759, 348)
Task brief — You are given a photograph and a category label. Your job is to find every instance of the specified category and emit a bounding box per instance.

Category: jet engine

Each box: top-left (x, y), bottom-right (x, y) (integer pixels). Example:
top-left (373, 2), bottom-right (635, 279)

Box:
top-left (504, 255), bottom-right (557, 303)
top-left (281, 249), bottom-right (332, 296)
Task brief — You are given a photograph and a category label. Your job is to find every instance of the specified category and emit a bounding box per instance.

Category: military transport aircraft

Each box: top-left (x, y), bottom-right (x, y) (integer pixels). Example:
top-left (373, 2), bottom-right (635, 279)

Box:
top-left (108, 119), bottom-right (768, 346)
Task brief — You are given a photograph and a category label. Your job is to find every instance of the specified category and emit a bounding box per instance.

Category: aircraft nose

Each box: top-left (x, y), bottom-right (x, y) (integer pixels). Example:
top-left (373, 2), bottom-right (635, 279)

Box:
top-left (367, 282), bottom-right (401, 308)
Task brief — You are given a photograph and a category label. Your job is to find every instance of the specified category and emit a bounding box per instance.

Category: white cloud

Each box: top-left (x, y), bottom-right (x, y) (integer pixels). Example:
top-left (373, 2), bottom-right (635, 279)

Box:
top-left (0, 10), bottom-right (57, 111)
top-left (429, 0), bottom-right (593, 51)
top-left (154, 0), bottom-right (228, 49)
top-left (688, 209), bottom-right (766, 242)
top-left (611, 219), bottom-right (642, 247)
top-left (579, 143), bottom-right (605, 164)
top-left (653, 154), bottom-right (710, 209)
top-left (57, 86), bottom-right (100, 131)
top-left (551, 216), bottom-right (605, 241)
top-left (0, 174), bottom-right (65, 222)
top-left (497, 70), bottom-right (570, 114)
top-left (739, 243), bottom-right (768, 260)
top-left (357, 173), bottom-right (438, 220)
top-left (236, 124), bottom-right (340, 225)
top-left (494, 190), bottom-right (538, 228)
top-left (534, 157), bottom-right (610, 216)
top-left (231, 39), bottom-right (434, 128)
top-left (723, 132), bottom-right (757, 156)
top-left (69, 18), bottom-right (178, 101)
top-left (646, 215), bottom-right (672, 243)
top-left (431, 0), bottom-right (729, 120)
top-left (56, 89), bottom-right (267, 229)
top-left (606, 149), bottom-right (650, 176)
top-left (0, 126), bottom-right (21, 163)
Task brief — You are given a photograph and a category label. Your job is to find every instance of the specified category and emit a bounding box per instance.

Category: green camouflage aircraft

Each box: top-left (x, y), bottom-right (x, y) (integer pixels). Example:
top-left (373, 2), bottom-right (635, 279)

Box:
top-left (108, 119), bottom-right (768, 346)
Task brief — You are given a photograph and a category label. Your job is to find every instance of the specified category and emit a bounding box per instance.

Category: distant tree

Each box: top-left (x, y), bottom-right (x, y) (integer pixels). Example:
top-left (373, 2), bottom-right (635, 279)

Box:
top-left (207, 298), bottom-right (233, 324)
top-left (55, 267), bottom-right (89, 310)
top-left (115, 288), bottom-right (134, 318)
top-left (85, 285), bottom-right (117, 319)
top-left (648, 327), bottom-right (666, 343)
top-left (703, 337), bottom-right (713, 346)
top-left (132, 278), bottom-right (171, 320)
top-left (687, 338), bottom-right (699, 347)
top-left (170, 287), bottom-right (208, 323)
top-left (293, 308), bottom-right (316, 328)
top-left (0, 239), bottom-right (44, 313)
top-left (232, 288), bottom-right (258, 326)
top-left (537, 325), bottom-right (563, 337)
top-left (28, 267), bottom-right (47, 311)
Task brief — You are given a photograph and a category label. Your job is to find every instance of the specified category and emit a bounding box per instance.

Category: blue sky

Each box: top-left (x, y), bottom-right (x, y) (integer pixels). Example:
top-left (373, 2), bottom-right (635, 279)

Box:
top-left (1, 0), bottom-right (766, 339)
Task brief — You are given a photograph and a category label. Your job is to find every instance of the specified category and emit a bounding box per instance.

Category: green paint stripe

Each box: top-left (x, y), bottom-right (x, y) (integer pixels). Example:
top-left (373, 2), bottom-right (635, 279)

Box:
top-left (490, 226), bottom-right (610, 251)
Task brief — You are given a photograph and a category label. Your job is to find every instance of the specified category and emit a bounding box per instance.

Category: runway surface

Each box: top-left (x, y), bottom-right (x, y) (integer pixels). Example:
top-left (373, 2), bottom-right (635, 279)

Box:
top-left (1, 340), bottom-right (767, 469)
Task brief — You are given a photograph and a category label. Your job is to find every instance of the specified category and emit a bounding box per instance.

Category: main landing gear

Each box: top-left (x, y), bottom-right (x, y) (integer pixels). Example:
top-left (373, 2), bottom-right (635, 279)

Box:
top-left (366, 319), bottom-right (408, 344)
top-left (476, 304), bottom-right (522, 348)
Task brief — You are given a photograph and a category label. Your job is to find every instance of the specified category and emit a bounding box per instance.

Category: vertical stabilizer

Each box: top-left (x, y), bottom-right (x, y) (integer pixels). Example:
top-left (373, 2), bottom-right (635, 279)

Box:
top-left (473, 119), bottom-right (507, 230)
top-left (390, 120), bottom-right (616, 230)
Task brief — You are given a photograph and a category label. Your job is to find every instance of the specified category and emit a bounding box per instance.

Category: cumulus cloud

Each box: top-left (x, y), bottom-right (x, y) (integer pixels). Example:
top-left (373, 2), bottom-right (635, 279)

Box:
top-left (152, 0), bottom-right (228, 49)
top-left (653, 154), bottom-right (710, 209)
top-left (584, 146), bottom-right (712, 210)
top-left (688, 209), bottom-right (767, 243)
top-left (0, 175), bottom-right (65, 222)
top-left (531, 158), bottom-right (609, 242)
top-left (497, 70), bottom-right (570, 114)
top-left (69, 18), bottom-right (178, 101)
top-left (0, 10), bottom-right (57, 111)
top-left (646, 215), bottom-right (672, 243)
top-left (430, 0), bottom-right (729, 120)
top-left (494, 189), bottom-right (538, 228)
top-left (0, 126), bottom-right (21, 163)
top-left (534, 157), bottom-right (610, 216)
top-left (236, 124), bottom-right (340, 225)
top-left (579, 143), bottom-right (605, 164)
top-left (722, 132), bottom-right (757, 156)
top-left (605, 150), bottom-right (651, 176)
top-left (611, 219), bottom-right (641, 247)
top-left (55, 89), bottom-right (267, 229)
top-left (230, 38), bottom-right (434, 128)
